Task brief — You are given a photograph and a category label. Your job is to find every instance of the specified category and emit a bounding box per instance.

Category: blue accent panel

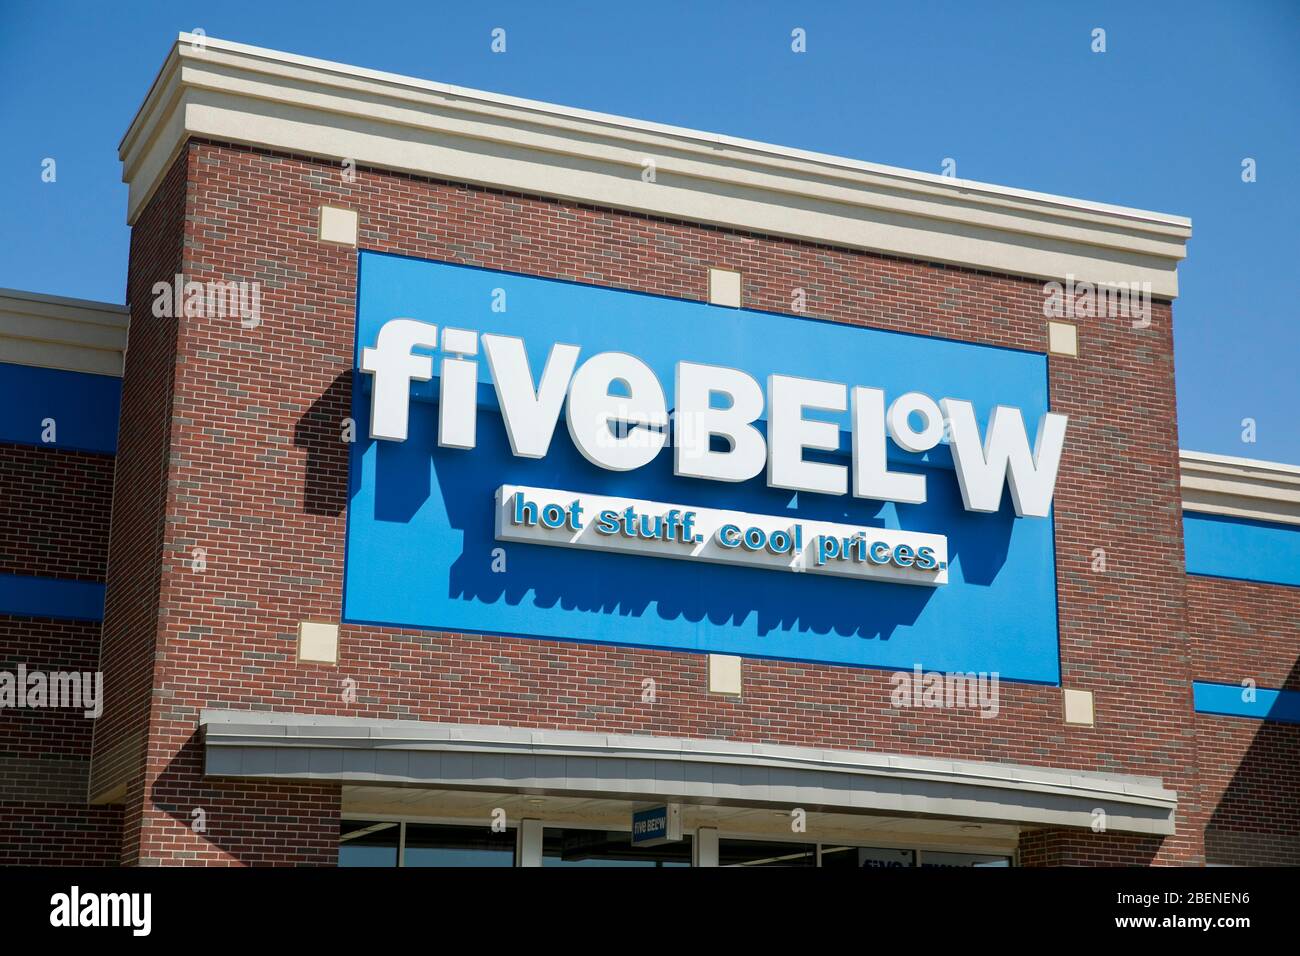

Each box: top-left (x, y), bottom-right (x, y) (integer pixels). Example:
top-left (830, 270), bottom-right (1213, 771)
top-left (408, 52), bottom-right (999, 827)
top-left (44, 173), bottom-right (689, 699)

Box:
top-left (0, 574), bottom-right (106, 622)
top-left (1193, 681), bottom-right (1300, 724)
top-left (1184, 512), bottom-right (1300, 588)
top-left (343, 251), bottom-right (1061, 683)
top-left (0, 361), bottom-right (121, 454)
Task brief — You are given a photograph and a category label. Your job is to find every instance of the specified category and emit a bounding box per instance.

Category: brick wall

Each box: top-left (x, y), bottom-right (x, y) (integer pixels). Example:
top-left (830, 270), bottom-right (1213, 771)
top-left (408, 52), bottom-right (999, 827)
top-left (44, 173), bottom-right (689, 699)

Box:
top-left (0, 436), bottom-right (118, 863)
top-left (86, 151), bottom-right (190, 865)
top-left (0, 803), bottom-right (122, 866)
top-left (0, 444), bottom-right (113, 581)
top-left (0, 616), bottom-right (103, 804)
top-left (0, 615), bottom-right (120, 866)
top-left (1188, 576), bottom-right (1300, 865)
top-left (1018, 829), bottom-right (1163, 866)
top-left (95, 137), bottom-right (1205, 865)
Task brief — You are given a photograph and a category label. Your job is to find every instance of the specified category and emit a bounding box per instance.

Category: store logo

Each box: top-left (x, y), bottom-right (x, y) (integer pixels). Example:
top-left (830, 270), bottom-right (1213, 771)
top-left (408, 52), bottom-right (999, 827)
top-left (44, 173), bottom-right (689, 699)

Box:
top-left (359, 320), bottom-right (1068, 518)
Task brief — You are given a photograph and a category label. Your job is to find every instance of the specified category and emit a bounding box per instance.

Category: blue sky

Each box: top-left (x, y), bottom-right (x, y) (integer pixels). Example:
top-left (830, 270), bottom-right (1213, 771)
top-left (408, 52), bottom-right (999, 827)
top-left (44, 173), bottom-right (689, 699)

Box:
top-left (1, 0), bottom-right (1296, 464)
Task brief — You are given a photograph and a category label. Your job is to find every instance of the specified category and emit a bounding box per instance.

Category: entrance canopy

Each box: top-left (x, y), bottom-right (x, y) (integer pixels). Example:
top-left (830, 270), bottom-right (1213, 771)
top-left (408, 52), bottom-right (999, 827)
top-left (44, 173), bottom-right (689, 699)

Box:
top-left (200, 710), bottom-right (1176, 836)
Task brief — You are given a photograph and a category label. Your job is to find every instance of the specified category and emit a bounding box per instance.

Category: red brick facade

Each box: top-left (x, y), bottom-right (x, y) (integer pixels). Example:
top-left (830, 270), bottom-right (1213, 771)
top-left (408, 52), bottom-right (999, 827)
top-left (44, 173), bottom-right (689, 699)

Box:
top-left (1188, 577), bottom-right (1300, 865)
top-left (4, 131), bottom-right (1292, 867)
top-left (81, 138), bottom-right (1207, 866)
top-left (0, 444), bottom-right (113, 582)
top-left (0, 440), bottom-right (118, 860)
top-left (87, 151), bottom-right (189, 870)
top-left (0, 803), bottom-right (121, 866)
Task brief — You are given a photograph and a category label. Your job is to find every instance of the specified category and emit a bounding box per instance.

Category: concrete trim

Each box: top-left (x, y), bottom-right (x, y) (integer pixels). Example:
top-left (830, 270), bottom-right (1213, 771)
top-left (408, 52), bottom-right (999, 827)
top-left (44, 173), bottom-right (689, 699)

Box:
top-left (1180, 449), bottom-right (1300, 527)
top-left (0, 288), bottom-right (129, 377)
top-left (200, 710), bottom-right (1177, 836)
top-left (120, 35), bottom-right (1191, 296)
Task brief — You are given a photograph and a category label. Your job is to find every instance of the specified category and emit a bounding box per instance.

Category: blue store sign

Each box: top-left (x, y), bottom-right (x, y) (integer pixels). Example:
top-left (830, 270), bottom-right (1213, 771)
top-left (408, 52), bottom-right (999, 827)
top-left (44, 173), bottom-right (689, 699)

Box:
top-left (631, 805), bottom-right (682, 847)
top-left (343, 250), bottom-right (1062, 683)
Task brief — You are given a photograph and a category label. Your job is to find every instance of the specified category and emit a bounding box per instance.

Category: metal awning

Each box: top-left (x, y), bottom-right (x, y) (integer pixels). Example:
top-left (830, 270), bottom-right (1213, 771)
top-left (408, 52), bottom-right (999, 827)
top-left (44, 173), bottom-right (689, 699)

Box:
top-left (200, 709), bottom-right (1176, 836)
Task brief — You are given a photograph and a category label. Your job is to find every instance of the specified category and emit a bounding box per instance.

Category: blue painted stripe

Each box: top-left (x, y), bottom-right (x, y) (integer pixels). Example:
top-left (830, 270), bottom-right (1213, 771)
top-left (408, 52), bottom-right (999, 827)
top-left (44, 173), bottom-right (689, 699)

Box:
top-left (0, 361), bottom-right (121, 454)
top-left (1184, 512), bottom-right (1300, 588)
top-left (1193, 681), bottom-right (1300, 724)
top-left (0, 574), bottom-right (105, 622)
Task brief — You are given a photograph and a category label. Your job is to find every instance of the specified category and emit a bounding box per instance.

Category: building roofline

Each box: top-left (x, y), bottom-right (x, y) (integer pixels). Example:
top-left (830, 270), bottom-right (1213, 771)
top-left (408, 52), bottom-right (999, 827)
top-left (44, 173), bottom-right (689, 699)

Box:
top-left (1180, 449), bottom-right (1300, 527)
top-left (1181, 448), bottom-right (1300, 477)
top-left (128, 35), bottom-right (1190, 229)
top-left (0, 288), bottom-right (129, 378)
top-left (119, 34), bottom-right (1192, 297)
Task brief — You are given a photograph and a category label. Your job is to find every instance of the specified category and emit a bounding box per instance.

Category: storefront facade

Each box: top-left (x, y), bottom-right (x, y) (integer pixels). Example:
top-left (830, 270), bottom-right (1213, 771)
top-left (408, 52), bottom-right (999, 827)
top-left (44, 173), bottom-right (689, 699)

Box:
top-left (1, 35), bottom-right (1297, 866)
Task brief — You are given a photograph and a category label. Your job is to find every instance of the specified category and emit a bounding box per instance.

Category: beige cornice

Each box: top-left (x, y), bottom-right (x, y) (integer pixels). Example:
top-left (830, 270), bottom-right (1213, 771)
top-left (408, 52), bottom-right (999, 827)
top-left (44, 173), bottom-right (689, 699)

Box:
top-left (121, 34), bottom-right (1192, 296)
top-left (1181, 450), bottom-right (1300, 527)
top-left (0, 288), bottom-right (129, 377)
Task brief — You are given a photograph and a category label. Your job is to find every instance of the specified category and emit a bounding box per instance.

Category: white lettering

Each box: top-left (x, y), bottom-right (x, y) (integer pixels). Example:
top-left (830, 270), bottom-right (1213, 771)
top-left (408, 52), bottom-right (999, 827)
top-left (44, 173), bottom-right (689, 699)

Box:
top-left (674, 362), bottom-right (767, 483)
top-left (767, 374), bottom-right (847, 495)
top-left (482, 334), bottom-right (581, 459)
top-left (566, 352), bottom-right (668, 470)
top-left (359, 319), bottom-right (437, 441)
top-left (358, 319), bottom-right (1068, 517)
top-left (851, 387), bottom-right (926, 504)
top-left (941, 400), bottom-right (1068, 517)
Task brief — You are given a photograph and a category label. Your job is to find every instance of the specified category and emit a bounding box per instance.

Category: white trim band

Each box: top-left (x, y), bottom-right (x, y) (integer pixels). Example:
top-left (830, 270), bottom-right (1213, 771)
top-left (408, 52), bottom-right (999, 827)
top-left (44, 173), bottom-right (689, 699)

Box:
top-left (122, 35), bottom-right (1191, 297)
top-left (1181, 449), bottom-right (1300, 527)
top-left (0, 288), bottom-right (129, 377)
